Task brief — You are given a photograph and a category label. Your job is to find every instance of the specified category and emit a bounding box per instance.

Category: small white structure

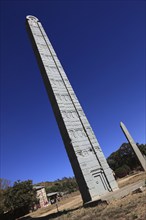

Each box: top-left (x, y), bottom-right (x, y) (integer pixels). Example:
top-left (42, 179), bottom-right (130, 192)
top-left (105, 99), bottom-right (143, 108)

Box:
top-left (33, 185), bottom-right (48, 208)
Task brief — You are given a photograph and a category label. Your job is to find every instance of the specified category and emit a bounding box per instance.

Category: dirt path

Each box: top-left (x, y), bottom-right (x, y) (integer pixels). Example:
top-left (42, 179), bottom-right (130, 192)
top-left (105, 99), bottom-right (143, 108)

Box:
top-left (39, 172), bottom-right (146, 217)
top-left (25, 171), bottom-right (146, 219)
top-left (117, 171), bottom-right (146, 187)
top-left (40, 194), bottom-right (82, 217)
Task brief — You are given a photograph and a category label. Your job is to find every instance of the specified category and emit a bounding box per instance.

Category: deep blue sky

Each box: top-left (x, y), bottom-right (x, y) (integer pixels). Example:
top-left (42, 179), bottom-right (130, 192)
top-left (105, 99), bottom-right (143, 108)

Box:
top-left (0, 0), bottom-right (145, 184)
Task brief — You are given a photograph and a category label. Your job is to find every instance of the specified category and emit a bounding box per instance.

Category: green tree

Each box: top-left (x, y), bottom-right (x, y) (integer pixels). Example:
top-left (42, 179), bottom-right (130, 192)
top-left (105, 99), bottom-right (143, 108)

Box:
top-left (45, 177), bottom-right (78, 194)
top-left (4, 180), bottom-right (37, 219)
top-left (137, 144), bottom-right (146, 156)
top-left (107, 143), bottom-right (146, 178)
top-left (0, 178), bottom-right (11, 215)
top-left (115, 165), bottom-right (131, 178)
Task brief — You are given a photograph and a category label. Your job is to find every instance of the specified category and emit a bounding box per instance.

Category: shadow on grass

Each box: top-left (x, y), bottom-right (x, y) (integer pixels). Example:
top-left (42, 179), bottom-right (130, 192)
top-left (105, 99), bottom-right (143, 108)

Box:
top-left (20, 206), bottom-right (82, 220)
top-left (20, 200), bottom-right (108, 220)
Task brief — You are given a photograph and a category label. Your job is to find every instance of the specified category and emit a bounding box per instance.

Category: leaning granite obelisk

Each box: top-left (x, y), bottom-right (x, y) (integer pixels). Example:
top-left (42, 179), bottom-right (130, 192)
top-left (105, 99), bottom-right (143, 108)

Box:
top-left (26, 15), bottom-right (118, 203)
top-left (120, 122), bottom-right (146, 171)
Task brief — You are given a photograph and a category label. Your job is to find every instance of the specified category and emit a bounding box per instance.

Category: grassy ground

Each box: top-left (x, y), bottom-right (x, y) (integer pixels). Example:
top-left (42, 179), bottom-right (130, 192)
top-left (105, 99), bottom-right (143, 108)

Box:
top-left (52, 190), bottom-right (146, 220)
top-left (117, 172), bottom-right (146, 188)
top-left (21, 172), bottom-right (146, 220)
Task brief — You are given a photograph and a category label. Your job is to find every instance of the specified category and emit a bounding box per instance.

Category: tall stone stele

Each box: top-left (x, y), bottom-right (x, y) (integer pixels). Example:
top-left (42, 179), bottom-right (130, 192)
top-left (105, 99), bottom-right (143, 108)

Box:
top-left (26, 15), bottom-right (118, 203)
top-left (120, 122), bottom-right (146, 171)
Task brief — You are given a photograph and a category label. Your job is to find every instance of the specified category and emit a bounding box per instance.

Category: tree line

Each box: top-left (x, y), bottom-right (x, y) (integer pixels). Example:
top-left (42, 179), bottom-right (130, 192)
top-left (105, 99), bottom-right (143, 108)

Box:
top-left (39, 177), bottom-right (78, 194)
top-left (107, 143), bottom-right (146, 178)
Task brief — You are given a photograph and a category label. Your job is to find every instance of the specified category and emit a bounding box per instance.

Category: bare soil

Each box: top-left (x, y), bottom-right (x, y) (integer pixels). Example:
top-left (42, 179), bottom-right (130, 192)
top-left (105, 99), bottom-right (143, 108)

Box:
top-left (21, 171), bottom-right (146, 220)
top-left (117, 171), bottom-right (146, 188)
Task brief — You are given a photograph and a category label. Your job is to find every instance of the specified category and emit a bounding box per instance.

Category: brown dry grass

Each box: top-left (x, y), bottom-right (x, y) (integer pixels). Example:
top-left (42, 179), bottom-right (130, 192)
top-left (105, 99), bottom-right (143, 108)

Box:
top-left (117, 172), bottom-right (146, 188)
top-left (22, 191), bottom-right (82, 218)
top-left (49, 191), bottom-right (146, 220)
top-left (21, 172), bottom-right (146, 220)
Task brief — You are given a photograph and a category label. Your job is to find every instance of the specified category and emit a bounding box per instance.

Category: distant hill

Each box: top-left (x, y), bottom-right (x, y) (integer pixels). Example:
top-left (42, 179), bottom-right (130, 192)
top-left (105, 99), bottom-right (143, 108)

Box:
top-left (36, 177), bottom-right (78, 194)
top-left (107, 143), bottom-right (146, 178)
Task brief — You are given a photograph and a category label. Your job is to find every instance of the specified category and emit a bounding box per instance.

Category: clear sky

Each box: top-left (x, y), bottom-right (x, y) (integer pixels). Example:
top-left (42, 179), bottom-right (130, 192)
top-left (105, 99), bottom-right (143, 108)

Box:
top-left (0, 0), bottom-right (145, 184)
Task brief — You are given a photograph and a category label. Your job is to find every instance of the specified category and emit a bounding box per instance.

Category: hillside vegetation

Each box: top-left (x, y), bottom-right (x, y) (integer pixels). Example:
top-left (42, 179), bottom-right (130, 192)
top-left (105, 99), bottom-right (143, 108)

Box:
top-left (107, 143), bottom-right (146, 178)
top-left (37, 177), bottom-right (78, 194)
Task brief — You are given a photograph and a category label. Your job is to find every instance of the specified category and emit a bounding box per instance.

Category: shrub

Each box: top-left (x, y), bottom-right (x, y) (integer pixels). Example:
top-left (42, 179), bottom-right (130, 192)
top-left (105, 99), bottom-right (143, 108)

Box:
top-left (115, 165), bottom-right (131, 178)
top-left (4, 180), bottom-right (37, 219)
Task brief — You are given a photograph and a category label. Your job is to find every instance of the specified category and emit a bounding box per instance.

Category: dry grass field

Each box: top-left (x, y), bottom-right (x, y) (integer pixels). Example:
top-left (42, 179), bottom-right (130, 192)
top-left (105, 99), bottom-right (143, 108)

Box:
top-left (49, 191), bottom-right (146, 220)
top-left (117, 171), bottom-right (146, 188)
top-left (21, 172), bottom-right (146, 220)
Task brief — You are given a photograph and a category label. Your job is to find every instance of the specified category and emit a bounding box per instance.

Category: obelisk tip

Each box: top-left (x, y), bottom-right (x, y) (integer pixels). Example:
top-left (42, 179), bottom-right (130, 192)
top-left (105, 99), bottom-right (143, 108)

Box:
top-left (26, 15), bottom-right (39, 22)
top-left (120, 121), bottom-right (125, 127)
